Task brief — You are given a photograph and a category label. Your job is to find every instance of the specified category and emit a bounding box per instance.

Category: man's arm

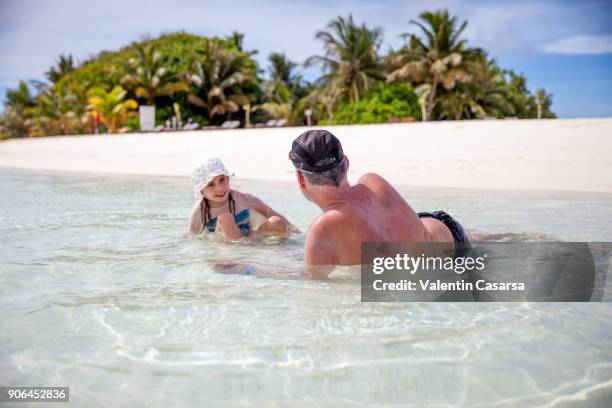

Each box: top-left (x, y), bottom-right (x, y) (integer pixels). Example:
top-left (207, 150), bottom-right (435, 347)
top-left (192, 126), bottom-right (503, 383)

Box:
top-left (304, 218), bottom-right (337, 279)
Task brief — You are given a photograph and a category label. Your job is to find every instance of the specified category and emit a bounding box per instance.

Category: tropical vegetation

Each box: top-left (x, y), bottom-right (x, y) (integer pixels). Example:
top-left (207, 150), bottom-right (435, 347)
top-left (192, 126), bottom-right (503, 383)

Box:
top-left (322, 82), bottom-right (420, 124)
top-left (0, 9), bottom-right (555, 139)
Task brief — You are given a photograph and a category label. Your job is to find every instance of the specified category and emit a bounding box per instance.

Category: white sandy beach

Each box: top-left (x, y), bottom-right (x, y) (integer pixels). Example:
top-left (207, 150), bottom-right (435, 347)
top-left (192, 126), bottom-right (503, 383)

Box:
top-left (1, 118), bottom-right (611, 193)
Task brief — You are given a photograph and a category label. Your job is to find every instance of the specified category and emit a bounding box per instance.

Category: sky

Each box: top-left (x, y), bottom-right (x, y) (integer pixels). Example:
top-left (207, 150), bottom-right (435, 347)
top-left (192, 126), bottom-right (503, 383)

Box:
top-left (1, 0), bottom-right (611, 118)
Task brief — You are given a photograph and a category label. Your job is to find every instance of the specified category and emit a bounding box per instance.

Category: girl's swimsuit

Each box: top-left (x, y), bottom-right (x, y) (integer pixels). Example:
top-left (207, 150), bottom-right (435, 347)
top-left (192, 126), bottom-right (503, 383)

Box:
top-left (206, 208), bottom-right (251, 236)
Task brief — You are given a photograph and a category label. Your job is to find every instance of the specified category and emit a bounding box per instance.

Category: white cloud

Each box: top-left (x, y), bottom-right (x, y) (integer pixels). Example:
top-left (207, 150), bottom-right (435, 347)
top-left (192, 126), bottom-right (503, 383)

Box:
top-left (458, 3), bottom-right (550, 57)
top-left (543, 35), bottom-right (612, 55)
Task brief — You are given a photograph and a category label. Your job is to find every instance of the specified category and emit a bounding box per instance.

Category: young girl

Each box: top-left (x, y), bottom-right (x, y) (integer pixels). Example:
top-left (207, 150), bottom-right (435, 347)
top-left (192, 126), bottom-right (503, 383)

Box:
top-left (188, 157), bottom-right (293, 239)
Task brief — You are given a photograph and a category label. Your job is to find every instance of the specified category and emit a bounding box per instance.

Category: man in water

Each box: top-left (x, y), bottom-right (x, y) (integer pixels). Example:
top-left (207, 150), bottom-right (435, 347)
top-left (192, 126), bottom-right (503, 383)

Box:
top-left (289, 129), bottom-right (470, 277)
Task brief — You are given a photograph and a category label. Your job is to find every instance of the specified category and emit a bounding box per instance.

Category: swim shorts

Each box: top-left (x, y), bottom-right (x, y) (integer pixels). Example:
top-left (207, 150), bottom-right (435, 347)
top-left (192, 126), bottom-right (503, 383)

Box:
top-left (418, 210), bottom-right (471, 249)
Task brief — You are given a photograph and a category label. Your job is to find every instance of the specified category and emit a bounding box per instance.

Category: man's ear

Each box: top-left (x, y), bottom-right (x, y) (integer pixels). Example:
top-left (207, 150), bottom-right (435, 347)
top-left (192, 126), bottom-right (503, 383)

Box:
top-left (296, 171), bottom-right (306, 188)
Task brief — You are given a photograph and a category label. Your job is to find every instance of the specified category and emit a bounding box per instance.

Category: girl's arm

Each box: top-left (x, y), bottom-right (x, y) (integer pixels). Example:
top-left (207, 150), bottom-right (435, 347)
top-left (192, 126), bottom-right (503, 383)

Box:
top-left (187, 198), bottom-right (204, 233)
top-left (189, 201), bottom-right (242, 239)
top-left (216, 212), bottom-right (243, 240)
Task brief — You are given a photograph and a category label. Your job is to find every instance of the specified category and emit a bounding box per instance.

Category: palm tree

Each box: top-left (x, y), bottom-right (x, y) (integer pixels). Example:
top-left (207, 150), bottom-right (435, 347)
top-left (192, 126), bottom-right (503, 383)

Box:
top-left (0, 107), bottom-right (28, 138)
top-left (186, 40), bottom-right (257, 122)
top-left (534, 88), bottom-right (555, 119)
top-left (120, 44), bottom-right (188, 106)
top-left (5, 81), bottom-right (36, 113)
top-left (225, 31), bottom-right (258, 58)
top-left (306, 15), bottom-right (384, 106)
top-left (226, 31), bottom-right (245, 51)
top-left (87, 85), bottom-right (138, 133)
top-left (503, 70), bottom-right (535, 118)
top-left (262, 53), bottom-right (309, 125)
top-left (435, 54), bottom-right (514, 120)
top-left (474, 62), bottom-right (515, 119)
top-left (268, 53), bottom-right (301, 86)
top-left (300, 81), bottom-right (343, 124)
top-left (414, 84), bottom-right (431, 121)
top-left (261, 82), bottom-right (304, 125)
top-left (32, 83), bottom-right (81, 135)
top-left (66, 80), bottom-right (97, 133)
top-left (535, 89), bottom-right (545, 119)
top-left (45, 54), bottom-right (75, 84)
top-left (387, 9), bottom-right (476, 120)
top-left (503, 71), bottom-right (555, 119)
top-left (3, 81), bottom-right (37, 137)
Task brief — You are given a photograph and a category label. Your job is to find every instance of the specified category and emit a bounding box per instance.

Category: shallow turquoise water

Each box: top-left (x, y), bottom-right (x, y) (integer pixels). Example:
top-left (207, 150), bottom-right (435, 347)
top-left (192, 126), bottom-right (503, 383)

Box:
top-left (0, 168), bottom-right (611, 407)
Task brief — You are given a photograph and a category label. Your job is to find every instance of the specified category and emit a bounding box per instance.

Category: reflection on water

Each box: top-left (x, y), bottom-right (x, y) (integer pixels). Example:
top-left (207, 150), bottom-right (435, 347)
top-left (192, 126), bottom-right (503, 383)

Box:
top-left (1, 168), bottom-right (611, 407)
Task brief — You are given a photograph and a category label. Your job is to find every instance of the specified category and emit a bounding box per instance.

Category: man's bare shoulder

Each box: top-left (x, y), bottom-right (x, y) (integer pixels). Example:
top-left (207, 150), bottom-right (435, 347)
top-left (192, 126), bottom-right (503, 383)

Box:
top-left (356, 172), bottom-right (412, 215)
top-left (306, 209), bottom-right (354, 246)
top-left (305, 211), bottom-right (346, 267)
top-left (357, 173), bottom-right (398, 197)
top-left (307, 210), bottom-right (347, 239)
top-left (357, 172), bottom-right (393, 189)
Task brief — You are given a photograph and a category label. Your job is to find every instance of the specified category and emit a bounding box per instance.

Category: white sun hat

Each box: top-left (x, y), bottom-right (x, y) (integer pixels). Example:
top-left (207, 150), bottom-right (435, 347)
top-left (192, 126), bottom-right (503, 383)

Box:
top-left (191, 156), bottom-right (232, 199)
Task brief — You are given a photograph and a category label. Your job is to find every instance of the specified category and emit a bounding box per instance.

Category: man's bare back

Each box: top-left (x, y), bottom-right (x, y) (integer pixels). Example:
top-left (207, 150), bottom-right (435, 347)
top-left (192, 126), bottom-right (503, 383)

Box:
top-left (305, 173), bottom-right (454, 266)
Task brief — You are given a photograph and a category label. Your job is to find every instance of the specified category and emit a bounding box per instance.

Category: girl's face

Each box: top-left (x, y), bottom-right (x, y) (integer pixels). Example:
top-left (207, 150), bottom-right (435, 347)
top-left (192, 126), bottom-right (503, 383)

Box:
top-left (201, 174), bottom-right (230, 204)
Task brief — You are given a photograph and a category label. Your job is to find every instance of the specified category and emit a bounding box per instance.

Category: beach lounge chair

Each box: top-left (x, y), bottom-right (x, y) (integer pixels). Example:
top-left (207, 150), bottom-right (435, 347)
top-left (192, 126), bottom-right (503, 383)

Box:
top-left (182, 122), bottom-right (200, 130)
top-left (182, 118), bottom-right (199, 130)
top-left (220, 120), bottom-right (241, 129)
top-left (264, 119), bottom-right (277, 127)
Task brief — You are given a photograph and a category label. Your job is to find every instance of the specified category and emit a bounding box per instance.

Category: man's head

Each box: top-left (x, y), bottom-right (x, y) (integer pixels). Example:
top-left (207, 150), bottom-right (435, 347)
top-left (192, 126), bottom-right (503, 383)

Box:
top-left (289, 129), bottom-right (349, 201)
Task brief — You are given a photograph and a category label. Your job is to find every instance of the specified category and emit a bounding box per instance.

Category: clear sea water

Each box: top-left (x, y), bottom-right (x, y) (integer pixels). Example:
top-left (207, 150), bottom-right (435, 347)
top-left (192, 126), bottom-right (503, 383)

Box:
top-left (1, 168), bottom-right (611, 407)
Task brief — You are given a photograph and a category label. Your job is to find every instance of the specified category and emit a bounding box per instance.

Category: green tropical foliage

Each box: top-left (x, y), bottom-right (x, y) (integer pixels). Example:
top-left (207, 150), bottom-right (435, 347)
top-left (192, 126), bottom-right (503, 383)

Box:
top-left (269, 52), bottom-right (301, 86)
top-left (535, 88), bottom-right (554, 119)
top-left (503, 70), bottom-right (556, 119)
top-left (306, 15), bottom-right (384, 106)
top-left (87, 85), bottom-right (138, 133)
top-left (434, 54), bottom-right (514, 120)
top-left (0, 106), bottom-right (31, 139)
top-left (120, 44), bottom-right (189, 105)
top-left (29, 82), bottom-right (82, 135)
top-left (185, 39), bottom-right (258, 122)
top-left (322, 82), bottom-right (420, 124)
top-left (1, 81), bottom-right (37, 137)
top-left (45, 54), bottom-right (76, 84)
top-left (6, 81), bottom-right (36, 113)
top-left (387, 10), bottom-right (481, 120)
top-left (0, 10), bottom-right (556, 139)
top-left (226, 31), bottom-right (253, 54)
top-left (261, 53), bottom-right (310, 125)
